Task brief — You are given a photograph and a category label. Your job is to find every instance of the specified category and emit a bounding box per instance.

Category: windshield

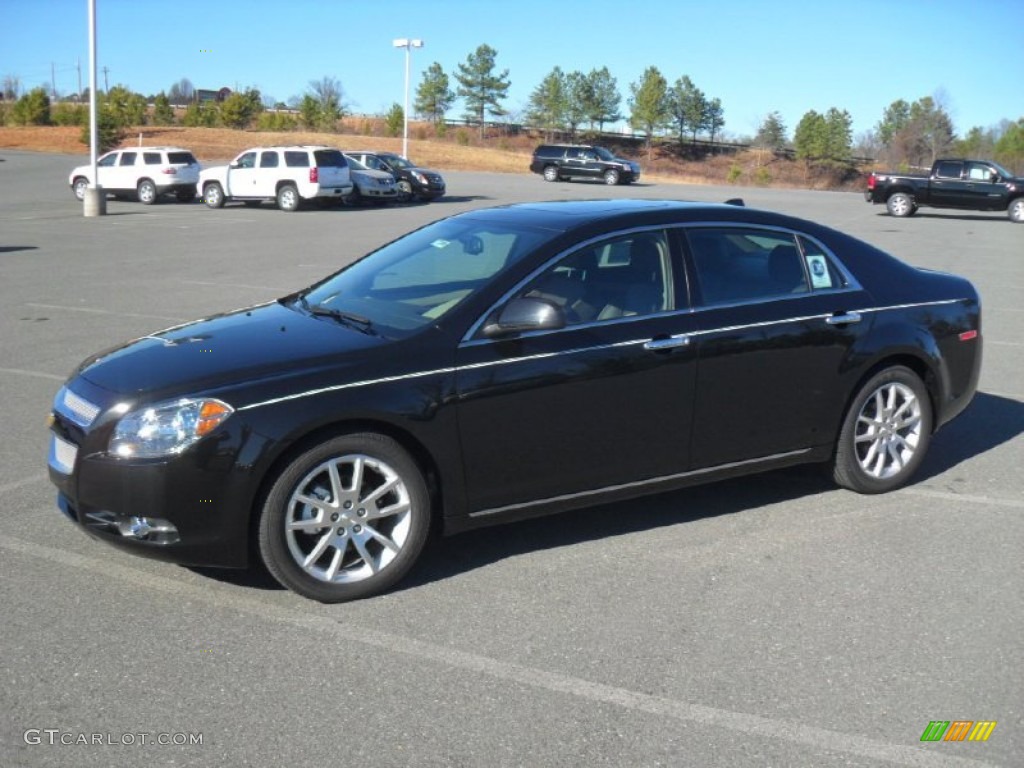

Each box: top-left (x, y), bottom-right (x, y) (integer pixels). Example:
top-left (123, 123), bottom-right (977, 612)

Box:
top-left (345, 155), bottom-right (369, 171)
top-left (380, 153), bottom-right (414, 169)
top-left (990, 160), bottom-right (1014, 179)
top-left (296, 217), bottom-right (553, 337)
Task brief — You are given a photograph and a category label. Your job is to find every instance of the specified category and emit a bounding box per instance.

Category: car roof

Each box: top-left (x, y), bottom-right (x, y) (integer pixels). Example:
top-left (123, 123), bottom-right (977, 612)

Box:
top-left (116, 146), bottom-right (194, 152)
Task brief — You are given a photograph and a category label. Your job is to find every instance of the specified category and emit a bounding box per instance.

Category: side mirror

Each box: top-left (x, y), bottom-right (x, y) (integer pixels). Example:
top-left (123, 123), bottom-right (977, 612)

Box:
top-left (229, 161), bottom-right (240, 169)
top-left (481, 297), bottom-right (565, 338)
top-left (990, 172), bottom-right (1001, 183)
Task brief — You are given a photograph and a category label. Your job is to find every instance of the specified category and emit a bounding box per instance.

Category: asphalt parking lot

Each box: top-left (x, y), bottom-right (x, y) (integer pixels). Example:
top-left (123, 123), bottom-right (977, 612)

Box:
top-left (1, 149), bottom-right (1021, 768)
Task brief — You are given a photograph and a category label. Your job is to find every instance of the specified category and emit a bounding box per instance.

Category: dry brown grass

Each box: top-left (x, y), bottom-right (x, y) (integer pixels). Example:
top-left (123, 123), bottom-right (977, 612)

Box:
top-left (0, 123), bottom-right (863, 190)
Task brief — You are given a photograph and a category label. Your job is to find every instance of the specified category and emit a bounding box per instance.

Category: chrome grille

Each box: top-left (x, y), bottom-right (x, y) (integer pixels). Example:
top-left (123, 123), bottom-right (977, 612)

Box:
top-left (56, 387), bottom-right (101, 427)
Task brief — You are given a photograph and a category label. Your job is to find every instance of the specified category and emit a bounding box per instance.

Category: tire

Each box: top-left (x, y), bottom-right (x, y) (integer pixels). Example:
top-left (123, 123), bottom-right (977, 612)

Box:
top-left (886, 192), bottom-right (914, 217)
top-left (203, 182), bottom-right (225, 209)
top-left (542, 165), bottom-right (560, 182)
top-left (603, 169), bottom-right (620, 186)
top-left (1009, 198), bottom-right (1024, 223)
top-left (258, 433), bottom-right (432, 602)
top-left (833, 366), bottom-right (932, 494)
top-left (72, 177), bottom-right (89, 201)
top-left (175, 188), bottom-right (197, 203)
top-left (137, 179), bottom-right (158, 205)
top-left (395, 179), bottom-right (413, 203)
top-left (276, 184), bottom-right (300, 212)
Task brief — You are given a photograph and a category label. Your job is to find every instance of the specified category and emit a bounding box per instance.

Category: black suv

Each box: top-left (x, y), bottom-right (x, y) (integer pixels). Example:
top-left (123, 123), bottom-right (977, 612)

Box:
top-left (342, 151), bottom-right (445, 203)
top-left (529, 144), bottom-right (641, 185)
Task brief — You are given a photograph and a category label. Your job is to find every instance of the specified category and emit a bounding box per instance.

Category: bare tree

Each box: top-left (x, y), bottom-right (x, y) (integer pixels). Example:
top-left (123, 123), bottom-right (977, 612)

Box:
top-left (2, 73), bottom-right (22, 101)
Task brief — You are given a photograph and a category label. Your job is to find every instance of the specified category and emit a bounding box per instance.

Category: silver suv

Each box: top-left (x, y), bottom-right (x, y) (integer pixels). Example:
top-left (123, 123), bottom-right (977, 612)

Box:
top-left (200, 146), bottom-right (354, 211)
top-left (69, 146), bottom-right (200, 204)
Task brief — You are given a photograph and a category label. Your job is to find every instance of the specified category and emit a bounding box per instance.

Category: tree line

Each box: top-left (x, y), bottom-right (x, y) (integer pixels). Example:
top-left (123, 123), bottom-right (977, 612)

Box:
top-left (3, 47), bottom-right (1023, 172)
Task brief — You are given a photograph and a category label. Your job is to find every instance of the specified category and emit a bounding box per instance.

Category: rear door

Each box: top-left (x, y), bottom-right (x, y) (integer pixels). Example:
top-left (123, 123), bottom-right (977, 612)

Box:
top-left (683, 227), bottom-right (873, 468)
top-left (253, 150), bottom-right (280, 197)
top-left (113, 150), bottom-right (138, 192)
top-left (929, 160), bottom-right (969, 207)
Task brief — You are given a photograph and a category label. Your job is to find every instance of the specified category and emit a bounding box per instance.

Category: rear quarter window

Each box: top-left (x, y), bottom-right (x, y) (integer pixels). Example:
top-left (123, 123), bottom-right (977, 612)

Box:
top-left (535, 146), bottom-right (565, 159)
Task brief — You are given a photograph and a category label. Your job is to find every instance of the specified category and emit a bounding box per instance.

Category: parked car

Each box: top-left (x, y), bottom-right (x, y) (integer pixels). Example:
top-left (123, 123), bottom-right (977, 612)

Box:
top-left (343, 154), bottom-right (398, 205)
top-left (200, 146), bottom-right (353, 212)
top-left (343, 151), bottom-right (445, 203)
top-left (69, 146), bottom-right (200, 204)
top-left (47, 199), bottom-right (981, 602)
top-left (529, 144), bottom-right (641, 185)
top-left (865, 158), bottom-right (1024, 221)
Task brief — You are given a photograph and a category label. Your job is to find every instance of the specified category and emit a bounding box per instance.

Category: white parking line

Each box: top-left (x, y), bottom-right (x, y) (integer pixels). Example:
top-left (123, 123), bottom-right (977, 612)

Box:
top-left (900, 487), bottom-right (1024, 510)
top-left (25, 302), bottom-right (185, 322)
top-left (0, 533), bottom-right (1000, 768)
top-left (0, 366), bottom-right (65, 382)
top-left (177, 279), bottom-right (281, 291)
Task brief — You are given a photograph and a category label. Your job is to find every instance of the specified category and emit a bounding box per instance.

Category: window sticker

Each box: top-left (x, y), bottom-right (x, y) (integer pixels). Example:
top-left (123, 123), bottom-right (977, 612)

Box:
top-left (430, 239), bottom-right (450, 249)
top-left (806, 254), bottom-right (833, 289)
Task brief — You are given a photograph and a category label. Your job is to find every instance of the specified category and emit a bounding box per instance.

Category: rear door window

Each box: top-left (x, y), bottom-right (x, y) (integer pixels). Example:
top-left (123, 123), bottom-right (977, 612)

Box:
top-left (259, 151), bottom-right (279, 168)
top-left (284, 151), bottom-right (309, 168)
top-left (143, 152), bottom-right (161, 165)
top-left (686, 228), bottom-right (810, 305)
top-left (119, 152), bottom-right (137, 166)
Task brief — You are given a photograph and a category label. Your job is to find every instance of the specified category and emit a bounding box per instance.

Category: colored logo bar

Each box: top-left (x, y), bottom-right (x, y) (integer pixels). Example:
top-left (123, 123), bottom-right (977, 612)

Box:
top-left (920, 721), bottom-right (997, 742)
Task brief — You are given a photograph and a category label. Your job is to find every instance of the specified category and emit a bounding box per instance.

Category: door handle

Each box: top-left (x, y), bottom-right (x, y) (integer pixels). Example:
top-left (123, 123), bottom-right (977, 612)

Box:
top-left (644, 334), bottom-right (691, 351)
top-left (825, 311), bottom-right (862, 326)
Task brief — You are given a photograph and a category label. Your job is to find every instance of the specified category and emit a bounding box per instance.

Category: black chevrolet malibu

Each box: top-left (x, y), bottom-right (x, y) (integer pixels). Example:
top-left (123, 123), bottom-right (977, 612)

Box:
top-left (47, 200), bottom-right (982, 601)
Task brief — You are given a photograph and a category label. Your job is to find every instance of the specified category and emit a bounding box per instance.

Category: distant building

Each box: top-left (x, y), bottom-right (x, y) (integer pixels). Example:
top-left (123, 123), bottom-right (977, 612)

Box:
top-left (195, 87), bottom-right (232, 104)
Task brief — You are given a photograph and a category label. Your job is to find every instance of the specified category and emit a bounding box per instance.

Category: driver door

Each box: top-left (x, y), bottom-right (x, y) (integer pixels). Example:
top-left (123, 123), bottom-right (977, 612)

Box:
top-left (455, 229), bottom-right (699, 515)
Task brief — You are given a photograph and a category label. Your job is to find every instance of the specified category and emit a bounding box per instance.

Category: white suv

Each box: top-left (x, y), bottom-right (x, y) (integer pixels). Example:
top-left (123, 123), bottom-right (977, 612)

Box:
top-left (200, 146), bottom-right (354, 212)
top-left (69, 146), bottom-right (200, 204)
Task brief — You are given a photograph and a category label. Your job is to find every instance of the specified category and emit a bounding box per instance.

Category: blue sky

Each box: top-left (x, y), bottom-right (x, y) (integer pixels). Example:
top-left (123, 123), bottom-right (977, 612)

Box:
top-left (5, 0), bottom-right (1019, 140)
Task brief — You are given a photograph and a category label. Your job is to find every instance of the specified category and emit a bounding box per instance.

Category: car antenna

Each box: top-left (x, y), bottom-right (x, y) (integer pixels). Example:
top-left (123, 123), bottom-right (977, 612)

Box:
top-left (724, 198), bottom-right (745, 206)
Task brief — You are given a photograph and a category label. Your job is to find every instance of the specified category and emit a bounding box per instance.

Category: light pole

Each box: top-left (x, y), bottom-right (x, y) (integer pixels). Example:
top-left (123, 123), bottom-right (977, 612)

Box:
top-left (392, 38), bottom-right (423, 159)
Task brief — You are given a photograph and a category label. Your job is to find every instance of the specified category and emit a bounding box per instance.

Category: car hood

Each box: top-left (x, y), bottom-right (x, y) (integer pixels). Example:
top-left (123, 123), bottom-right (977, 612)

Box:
top-left (75, 301), bottom-right (385, 398)
top-left (352, 168), bottom-right (394, 182)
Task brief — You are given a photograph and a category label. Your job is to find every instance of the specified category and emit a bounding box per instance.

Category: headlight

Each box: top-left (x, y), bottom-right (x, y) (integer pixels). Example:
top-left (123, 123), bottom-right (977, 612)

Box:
top-left (110, 398), bottom-right (233, 458)
top-left (411, 171), bottom-right (428, 184)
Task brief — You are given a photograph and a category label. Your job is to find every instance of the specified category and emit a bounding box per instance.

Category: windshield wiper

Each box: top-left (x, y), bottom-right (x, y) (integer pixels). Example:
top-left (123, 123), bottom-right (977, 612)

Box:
top-left (298, 298), bottom-right (376, 335)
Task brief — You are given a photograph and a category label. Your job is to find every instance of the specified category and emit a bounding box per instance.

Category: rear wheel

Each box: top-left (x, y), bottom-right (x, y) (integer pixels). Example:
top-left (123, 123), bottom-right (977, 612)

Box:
top-left (886, 192), bottom-right (914, 217)
top-left (258, 433), bottom-right (432, 602)
top-left (137, 179), bottom-right (158, 205)
top-left (1009, 198), bottom-right (1024, 223)
top-left (203, 182), bottom-right (225, 209)
top-left (72, 177), bottom-right (89, 201)
top-left (542, 165), bottom-right (560, 182)
top-left (833, 366), bottom-right (932, 493)
top-left (603, 168), bottom-right (620, 185)
top-left (276, 184), bottom-right (300, 212)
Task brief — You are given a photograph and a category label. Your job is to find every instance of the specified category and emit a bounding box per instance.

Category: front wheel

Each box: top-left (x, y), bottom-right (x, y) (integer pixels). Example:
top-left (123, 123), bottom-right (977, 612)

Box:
top-left (258, 433), bottom-right (432, 602)
top-left (833, 366), bottom-right (932, 494)
top-left (395, 179), bottom-right (413, 203)
top-left (276, 184), bottom-right (300, 212)
top-left (1009, 198), bottom-right (1024, 223)
top-left (603, 169), bottom-right (620, 185)
top-left (542, 165), bottom-right (560, 182)
top-left (72, 177), bottom-right (89, 201)
top-left (203, 182), bottom-right (225, 209)
top-left (137, 179), bottom-right (158, 205)
top-left (886, 192), bottom-right (914, 217)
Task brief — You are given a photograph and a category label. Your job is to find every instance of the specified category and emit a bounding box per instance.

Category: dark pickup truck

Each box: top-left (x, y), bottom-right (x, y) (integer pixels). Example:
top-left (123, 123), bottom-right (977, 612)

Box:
top-left (865, 158), bottom-right (1024, 222)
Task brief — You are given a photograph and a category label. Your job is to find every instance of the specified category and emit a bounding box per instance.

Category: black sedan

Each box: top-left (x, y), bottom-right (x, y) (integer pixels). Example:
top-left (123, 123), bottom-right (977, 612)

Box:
top-left (47, 200), bottom-right (982, 602)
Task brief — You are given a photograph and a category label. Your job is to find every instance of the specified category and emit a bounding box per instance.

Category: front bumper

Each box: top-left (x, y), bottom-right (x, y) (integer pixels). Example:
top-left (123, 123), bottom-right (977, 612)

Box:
top-left (47, 384), bottom-right (262, 569)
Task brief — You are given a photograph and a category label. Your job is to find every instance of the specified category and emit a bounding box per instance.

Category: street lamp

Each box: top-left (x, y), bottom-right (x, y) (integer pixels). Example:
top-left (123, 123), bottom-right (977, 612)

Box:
top-left (392, 37), bottom-right (423, 159)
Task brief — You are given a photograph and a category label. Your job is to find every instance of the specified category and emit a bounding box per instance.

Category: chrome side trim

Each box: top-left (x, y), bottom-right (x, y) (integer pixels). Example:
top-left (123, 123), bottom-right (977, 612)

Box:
top-left (468, 449), bottom-right (813, 518)
top-left (238, 298), bottom-right (970, 411)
